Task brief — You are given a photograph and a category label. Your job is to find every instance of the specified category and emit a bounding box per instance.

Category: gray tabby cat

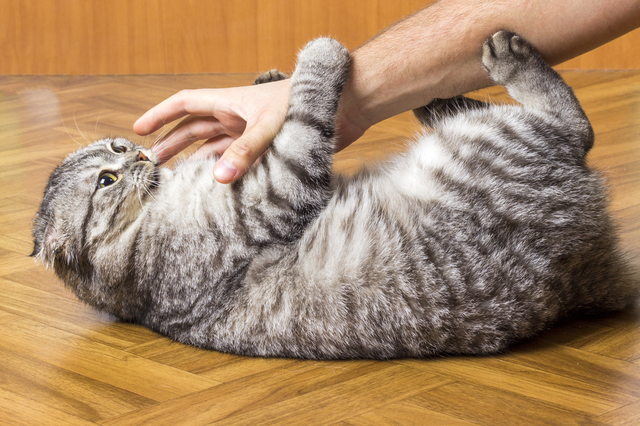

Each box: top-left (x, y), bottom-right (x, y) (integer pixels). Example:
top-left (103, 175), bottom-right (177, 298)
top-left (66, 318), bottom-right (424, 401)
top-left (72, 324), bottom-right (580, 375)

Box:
top-left (32, 32), bottom-right (638, 359)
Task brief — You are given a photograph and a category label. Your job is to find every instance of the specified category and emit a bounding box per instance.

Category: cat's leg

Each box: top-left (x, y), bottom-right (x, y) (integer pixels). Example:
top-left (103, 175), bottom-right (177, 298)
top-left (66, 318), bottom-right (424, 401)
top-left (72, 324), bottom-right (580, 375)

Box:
top-left (254, 69), bottom-right (289, 85)
top-left (265, 37), bottom-right (350, 205)
top-left (482, 31), bottom-right (594, 153)
top-left (413, 95), bottom-right (490, 127)
top-left (234, 38), bottom-right (350, 241)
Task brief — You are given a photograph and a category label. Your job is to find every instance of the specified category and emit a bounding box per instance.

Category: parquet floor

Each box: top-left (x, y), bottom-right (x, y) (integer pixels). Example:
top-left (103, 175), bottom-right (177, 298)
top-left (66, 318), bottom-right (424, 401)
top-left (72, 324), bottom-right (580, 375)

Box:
top-left (0, 71), bottom-right (638, 425)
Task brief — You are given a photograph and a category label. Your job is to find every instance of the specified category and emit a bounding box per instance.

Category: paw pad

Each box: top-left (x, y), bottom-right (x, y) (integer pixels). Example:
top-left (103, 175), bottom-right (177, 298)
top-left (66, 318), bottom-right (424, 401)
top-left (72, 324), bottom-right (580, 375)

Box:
top-left (482, 31), bottom-right (536, 83)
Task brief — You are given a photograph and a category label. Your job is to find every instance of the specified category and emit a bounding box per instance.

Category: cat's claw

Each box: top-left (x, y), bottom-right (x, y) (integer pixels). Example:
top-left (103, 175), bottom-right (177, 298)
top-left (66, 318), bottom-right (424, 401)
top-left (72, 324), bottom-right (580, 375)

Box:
top-left (482, 31), bottom-right (537, 84)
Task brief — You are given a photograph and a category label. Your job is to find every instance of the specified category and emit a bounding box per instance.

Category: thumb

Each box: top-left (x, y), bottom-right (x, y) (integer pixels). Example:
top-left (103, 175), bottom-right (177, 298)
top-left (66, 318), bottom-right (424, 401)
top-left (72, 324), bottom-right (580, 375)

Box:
top-left (213, 123), bottom-right (279, 183)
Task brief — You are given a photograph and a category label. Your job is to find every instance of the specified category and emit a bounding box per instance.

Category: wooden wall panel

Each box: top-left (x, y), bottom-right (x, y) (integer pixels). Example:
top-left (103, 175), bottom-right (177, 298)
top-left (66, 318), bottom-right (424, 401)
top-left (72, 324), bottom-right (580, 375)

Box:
top-left (556, 27), bottom-right (640, 70)
top-left (1, 0), bottom-right (264, 75)
top-left (1, 0), bottom-right (638, 75)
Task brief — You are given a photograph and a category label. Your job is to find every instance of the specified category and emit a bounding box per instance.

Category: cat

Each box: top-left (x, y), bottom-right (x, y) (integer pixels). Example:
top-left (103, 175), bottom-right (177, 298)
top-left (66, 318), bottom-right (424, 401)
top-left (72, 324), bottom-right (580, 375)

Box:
top-left (32, 32), bottom-right (638, 359)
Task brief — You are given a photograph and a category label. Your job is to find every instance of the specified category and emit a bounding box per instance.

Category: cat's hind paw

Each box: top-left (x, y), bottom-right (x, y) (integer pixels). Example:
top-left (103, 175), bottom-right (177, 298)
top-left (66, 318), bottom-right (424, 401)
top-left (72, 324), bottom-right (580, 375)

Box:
top-left (482, 31), bottom-right (539, 85)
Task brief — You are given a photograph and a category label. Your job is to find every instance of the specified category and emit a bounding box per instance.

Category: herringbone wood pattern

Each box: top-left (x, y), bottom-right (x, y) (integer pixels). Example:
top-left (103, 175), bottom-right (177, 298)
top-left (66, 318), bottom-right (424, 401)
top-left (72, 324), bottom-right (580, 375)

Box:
top-left (0, 72), bottom-right (638, 425)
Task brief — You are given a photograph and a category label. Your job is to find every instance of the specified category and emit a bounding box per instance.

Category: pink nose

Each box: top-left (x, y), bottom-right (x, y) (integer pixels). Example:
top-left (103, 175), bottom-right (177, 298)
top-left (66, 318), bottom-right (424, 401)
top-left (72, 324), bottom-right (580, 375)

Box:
top-left (138, 151), bottom-right (149, 162)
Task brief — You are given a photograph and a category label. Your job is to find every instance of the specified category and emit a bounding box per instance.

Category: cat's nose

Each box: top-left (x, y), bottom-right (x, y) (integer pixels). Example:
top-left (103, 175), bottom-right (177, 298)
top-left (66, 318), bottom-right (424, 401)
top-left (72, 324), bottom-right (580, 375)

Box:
top-left (137, 151), bottom-right (149, 162)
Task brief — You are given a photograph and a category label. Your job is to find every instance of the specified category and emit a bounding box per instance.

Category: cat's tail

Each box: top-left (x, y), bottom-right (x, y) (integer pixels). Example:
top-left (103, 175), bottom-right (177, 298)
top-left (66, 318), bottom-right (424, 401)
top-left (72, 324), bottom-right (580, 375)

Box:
top-left (604, 250), bottom-right (640, 311)
top-left (573, 243), bottom-right (640, 315)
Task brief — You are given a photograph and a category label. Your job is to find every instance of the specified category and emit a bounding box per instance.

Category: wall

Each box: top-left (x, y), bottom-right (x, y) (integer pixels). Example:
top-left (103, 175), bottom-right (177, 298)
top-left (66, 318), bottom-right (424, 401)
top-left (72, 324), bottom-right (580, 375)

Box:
top-left (2, 0), bottom-right (639, 75)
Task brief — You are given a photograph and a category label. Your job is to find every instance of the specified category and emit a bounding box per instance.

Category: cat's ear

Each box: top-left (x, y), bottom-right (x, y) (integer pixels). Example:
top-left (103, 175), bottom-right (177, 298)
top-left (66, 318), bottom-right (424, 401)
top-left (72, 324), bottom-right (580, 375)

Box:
top-left (31, 216), bottom-right (67, 267)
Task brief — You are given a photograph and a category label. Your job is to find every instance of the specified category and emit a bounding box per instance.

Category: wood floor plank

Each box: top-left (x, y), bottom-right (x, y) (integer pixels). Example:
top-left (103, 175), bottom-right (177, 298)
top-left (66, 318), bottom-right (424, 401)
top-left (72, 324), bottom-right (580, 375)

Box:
top-left (100, 361), bottom-right (402, 425)
top-left (0, 387), bottom-right (97, 426)
top-left (0, 310), bottom-right (20, 325)
top-left (596, 399), bottom-right (640, 425)
top-left (0, 249), bottom-right (34, 275)
top-left (0, 347), bottom-right (156, 422)
top-left (569, 309), bottom-right (640, 361)
top-left (0, 277), bottom-right (159, 349)
top-left (570, 326), bottom-right (640, 362)
top-left (201, 365), bottom-right (450, 426)
top-left (0, 318), bottom-right (221, 402)
top-left (197, 356), bottom-right (316, 384)
top-left (0, 234), bottom-right (32, 258)
top-left (409, 382), bottom-right (609, 426)
top-left (340, 399), bottom-right (476, 426)
top-left (3, 266), bottom-right (80, 299)
top-left (507, 343), bottom-right (640, 399)
top-left (401, 356), bottom-right (635, 416)
top-left (127, 338), bottom-right (294, 381)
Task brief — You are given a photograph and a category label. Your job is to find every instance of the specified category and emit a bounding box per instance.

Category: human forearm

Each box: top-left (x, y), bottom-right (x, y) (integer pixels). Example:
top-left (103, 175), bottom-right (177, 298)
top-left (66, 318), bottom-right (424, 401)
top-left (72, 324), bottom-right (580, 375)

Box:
top-left (340, 0), bottom-right (640, 135)
top-left (136, 0), bottom-right (640, 183)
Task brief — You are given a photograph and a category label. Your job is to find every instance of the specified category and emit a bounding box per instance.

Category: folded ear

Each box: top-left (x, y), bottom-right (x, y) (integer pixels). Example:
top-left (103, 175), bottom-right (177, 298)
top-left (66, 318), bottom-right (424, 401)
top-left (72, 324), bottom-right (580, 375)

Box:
top-left (31, 215), bottom-right (67, 267)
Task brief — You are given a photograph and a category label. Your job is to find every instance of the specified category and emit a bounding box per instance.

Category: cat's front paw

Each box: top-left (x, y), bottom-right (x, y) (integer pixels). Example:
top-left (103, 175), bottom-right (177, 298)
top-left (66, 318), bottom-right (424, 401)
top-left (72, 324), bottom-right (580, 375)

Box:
top-left (482, 31), bottom-right (537, 84)
top-left (296, 38), bottom-right (350, 78)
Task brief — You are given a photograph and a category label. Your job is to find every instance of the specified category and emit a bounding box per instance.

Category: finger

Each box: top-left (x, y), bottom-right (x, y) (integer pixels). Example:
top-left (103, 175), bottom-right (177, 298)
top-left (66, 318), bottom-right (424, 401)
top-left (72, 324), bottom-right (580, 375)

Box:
top-left (133, 89), bottom-right (221, 136)
top-left (152, 116), bottom-right (228, 163)
top-left (188, 135), bottom-right (236, 162)
top-left (213, 124), bottom-right (278, 183)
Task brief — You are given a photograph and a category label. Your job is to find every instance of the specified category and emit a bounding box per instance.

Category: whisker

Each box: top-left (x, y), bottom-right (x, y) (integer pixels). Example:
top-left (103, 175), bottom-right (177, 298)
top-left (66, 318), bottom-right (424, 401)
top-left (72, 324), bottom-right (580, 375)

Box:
top-left (62, 118), bottom-right (84, 148)
top-left (144, 186), bottom-right (159, 205)
top-left (94, 111), bottom-right (104, 139)
top-left (136, 186), bottom-right (144, 209)
top-left (152, 130), bottom-right (186, 154)
top-left (138, 173), bottom-right (160, 205)
top-left (153, 125), bottom-right (170, 146)
top-left (73, 111), bottom-right (92, 144)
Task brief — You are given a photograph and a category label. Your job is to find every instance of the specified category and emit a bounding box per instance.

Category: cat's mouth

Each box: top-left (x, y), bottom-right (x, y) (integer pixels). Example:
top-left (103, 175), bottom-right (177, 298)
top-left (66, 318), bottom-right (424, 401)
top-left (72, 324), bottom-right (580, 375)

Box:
top-left (130, 160), bottom-right (161, 200)
top-left (144, 151), bottom-right (173, 190)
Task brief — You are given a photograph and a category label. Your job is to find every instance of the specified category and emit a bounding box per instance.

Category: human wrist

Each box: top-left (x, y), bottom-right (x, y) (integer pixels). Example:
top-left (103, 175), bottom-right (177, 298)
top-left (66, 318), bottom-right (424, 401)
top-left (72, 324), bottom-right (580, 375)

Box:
top-left (338, 51), bottom-right (484, 139)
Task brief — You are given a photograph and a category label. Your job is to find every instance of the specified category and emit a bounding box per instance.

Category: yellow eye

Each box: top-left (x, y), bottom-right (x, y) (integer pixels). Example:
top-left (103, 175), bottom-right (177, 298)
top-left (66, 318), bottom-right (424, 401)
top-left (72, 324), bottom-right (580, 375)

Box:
top-left (98, 172), bottom-right (118, 188)
top-left (112, 143), bottom-right (127, 154)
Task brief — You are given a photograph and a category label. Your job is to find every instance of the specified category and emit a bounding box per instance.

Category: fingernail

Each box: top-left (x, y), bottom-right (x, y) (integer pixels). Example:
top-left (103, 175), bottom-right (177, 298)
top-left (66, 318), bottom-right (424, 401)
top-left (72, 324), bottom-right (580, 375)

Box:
top-left (214, 159), bottom-right (237, 182)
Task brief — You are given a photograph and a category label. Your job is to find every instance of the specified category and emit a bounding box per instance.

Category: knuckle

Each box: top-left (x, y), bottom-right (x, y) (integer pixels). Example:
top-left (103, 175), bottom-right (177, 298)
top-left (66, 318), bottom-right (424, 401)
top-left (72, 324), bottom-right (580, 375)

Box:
top-left (183, 125), bottom-right (197, 141)
top-left (230, 138), bottom-right (254, 159)
top-left (176, 89), bottom-right (193, 97)
top-left (174, 89), bottom-right (194, 107)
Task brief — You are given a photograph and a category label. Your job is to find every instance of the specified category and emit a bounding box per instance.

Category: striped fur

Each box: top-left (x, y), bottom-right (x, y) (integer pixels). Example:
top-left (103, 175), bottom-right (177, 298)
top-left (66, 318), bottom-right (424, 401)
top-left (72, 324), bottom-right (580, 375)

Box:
top-left (32, 34), bottom-right (638, 359)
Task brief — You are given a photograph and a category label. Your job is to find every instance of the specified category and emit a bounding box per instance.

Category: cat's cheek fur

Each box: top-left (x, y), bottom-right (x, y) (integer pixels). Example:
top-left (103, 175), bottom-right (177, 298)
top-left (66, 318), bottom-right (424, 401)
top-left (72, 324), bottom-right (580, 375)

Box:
top-left (157, 167), bottom-right (174, 184)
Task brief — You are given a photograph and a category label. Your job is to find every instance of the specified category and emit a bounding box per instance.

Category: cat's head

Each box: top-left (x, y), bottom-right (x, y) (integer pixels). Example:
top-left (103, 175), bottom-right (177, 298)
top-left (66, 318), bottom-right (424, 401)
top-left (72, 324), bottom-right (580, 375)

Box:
top-left (31, 138), bottom-right (164, 276)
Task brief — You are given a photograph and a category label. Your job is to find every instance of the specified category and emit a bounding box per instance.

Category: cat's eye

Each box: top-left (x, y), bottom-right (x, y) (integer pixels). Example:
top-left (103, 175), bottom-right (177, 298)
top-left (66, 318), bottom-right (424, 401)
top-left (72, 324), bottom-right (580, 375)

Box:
top-left (111, 143), bottom-right (128, 154)
top-left (98, 172), bottom-right (118, 188)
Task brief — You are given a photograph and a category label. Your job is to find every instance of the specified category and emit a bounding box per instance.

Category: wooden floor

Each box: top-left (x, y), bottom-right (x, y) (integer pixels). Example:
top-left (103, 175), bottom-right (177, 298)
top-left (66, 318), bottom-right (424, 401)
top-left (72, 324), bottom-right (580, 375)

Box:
top-left (0, 71), bottom-right (639, 425)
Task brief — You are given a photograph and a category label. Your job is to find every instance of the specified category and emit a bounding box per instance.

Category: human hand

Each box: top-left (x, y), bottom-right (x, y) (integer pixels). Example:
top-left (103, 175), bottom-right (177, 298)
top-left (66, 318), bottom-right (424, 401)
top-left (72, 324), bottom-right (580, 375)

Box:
top-left (133, 79), bottom-right (291, 183)
top-left (134, 76), bottom-right (369, 183)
